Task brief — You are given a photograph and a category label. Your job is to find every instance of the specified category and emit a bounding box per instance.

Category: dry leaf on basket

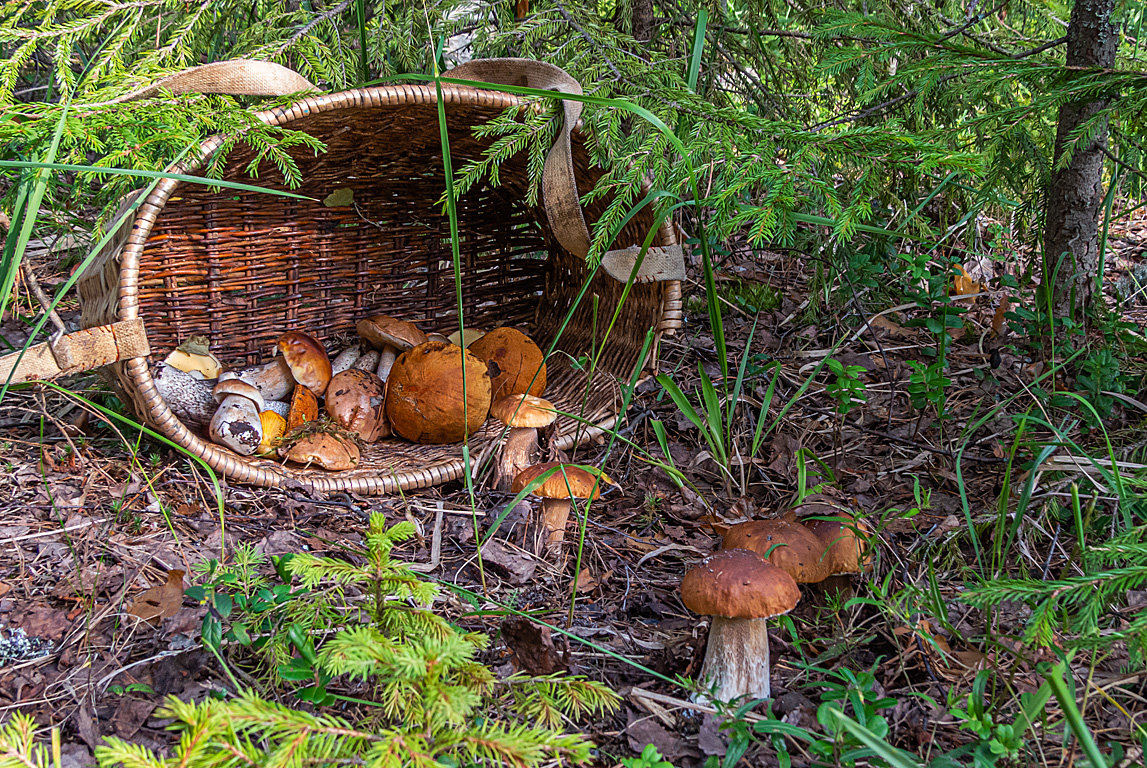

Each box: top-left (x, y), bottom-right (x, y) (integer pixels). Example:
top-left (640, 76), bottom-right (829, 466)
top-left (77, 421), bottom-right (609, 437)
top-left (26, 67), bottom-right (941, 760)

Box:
top-left (126, 569), bottom-right (185, 625)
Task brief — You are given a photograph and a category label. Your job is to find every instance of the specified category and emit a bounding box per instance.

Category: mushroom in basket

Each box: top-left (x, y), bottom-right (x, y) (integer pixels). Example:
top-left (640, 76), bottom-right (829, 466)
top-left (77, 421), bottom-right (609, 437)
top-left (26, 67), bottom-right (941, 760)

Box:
top-left (468, 327), bottom-right (546, 400)
top-left (357, 315), bottom-right (427, 383)
top-left (232, 331), bottom-right (332, 400)
top-left (208, 377), bottom-right (265, 455)
top-left (386, 340), bottom-right (491, 444)
top-left (325, 369), bottom-right (389, 442)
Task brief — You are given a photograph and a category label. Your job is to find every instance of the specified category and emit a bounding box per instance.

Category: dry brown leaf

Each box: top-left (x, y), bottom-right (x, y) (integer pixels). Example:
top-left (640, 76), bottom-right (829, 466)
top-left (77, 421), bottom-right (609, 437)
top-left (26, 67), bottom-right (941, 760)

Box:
top-left (992, 296), bottom-right (1011, 336)
top-left (126, 569), bottom-right (185, 625)
top-left (869, 314), bottom-right (910, 338)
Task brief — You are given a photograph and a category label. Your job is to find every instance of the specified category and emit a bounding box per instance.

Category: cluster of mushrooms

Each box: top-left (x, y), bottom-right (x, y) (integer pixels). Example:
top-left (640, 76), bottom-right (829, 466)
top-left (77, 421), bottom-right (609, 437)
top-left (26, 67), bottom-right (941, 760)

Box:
top-left (680, 495), bottom-right (872, 705)
top-left (152, 316), bottom-right (555, 473)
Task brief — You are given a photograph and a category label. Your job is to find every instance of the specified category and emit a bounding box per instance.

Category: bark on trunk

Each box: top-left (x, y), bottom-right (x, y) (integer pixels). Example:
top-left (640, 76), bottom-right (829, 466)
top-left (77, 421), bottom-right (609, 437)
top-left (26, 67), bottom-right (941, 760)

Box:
top-left (632, 0), bottom-right (655, 42)
top-left (1043, 0), bottom-right (1118, 320)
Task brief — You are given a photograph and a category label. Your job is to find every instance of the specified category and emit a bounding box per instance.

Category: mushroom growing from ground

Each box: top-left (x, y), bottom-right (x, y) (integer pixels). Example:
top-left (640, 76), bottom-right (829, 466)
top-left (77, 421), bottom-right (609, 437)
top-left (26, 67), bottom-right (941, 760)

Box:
top-left (800, 508), bottom-right (872, 576)
top-left (489, 394), bottom-right (557, 491)
top-left (511, 462), bottom-right (609, 556)
top-left (231, 331), bottom-right (332, 400)
top-left (386, 341), bottom-right (492, 444)
top-left (721, 519), bottom-right (832, 584)
top-left (325, 369), bottom-right (389, 442)
top-left (282, 432), bottom-right (360, 470)
top-left (357, 315), bottom-right (428, 382)
top-left (468, 327), bottom-right (547, 400)
top-left (681, 548), bottom-right (800, 705)
top-left (209, 377), bottom-right (265, 455)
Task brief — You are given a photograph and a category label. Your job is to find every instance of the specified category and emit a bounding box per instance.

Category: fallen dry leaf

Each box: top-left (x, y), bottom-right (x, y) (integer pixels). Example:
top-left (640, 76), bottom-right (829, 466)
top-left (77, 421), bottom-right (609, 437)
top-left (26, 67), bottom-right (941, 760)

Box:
top-left (126, 570), bottom-right (185, 625)
top-left (501, 617), bottom-right (567, 674)
top-left (992, 297), bottom-right (1011, 336)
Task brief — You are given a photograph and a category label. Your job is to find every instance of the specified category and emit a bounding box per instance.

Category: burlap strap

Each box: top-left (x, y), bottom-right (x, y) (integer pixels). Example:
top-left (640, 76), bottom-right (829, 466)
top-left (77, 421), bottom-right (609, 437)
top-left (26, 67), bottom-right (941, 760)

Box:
top-left (1, 320), bottom-right (150, 385)
top-left (443, 59), bottom-right (685, 284)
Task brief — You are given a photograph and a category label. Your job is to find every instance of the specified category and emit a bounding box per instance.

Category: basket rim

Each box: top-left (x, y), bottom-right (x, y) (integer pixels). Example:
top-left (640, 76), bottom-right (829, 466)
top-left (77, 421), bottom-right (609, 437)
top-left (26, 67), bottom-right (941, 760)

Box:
top-left (111, 82), bottom-right (682, 494)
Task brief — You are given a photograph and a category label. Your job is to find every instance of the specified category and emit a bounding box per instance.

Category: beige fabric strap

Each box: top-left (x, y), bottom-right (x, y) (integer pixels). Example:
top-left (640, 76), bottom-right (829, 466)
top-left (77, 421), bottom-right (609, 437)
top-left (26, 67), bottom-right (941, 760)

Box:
top-left (443, 59), bottom-right (685, 283)
top-left (108, 59), bottom-right (318, 104)
top-left (0, 320), bottom-right (150, 385)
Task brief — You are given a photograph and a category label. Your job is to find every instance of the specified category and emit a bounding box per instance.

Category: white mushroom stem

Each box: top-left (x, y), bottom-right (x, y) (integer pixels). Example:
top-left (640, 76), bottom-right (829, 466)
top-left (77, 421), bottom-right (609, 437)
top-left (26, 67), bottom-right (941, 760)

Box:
top-left (353, 349), bottom-right (381, 372)
top-left (540, 498), bottom-right (572, 549)
top-left (696, 616), bottom-right (773, 706)
top-left (209, 395), bottom-right (263, 455)
top-left (153, 363), bottom-right (216, 430)
top-left (495, 427), bottom-right (539, 492)
top-left (375, 345), bottom-right (399, 382)
top-left (330, 344), bottom-right (362, 375)
top-left (264, 400), bottom-right (290, 418)
top-left (233, 357), bottom-right (294, 401)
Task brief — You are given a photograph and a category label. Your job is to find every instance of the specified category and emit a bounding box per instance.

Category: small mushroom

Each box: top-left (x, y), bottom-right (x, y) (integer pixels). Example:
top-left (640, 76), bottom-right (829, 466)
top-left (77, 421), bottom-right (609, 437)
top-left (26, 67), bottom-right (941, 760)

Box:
top-left (330, 344), bottom-right (363, 375)
top-left (209, 378), bottom-right (265, 455)
top-left (681, 549), bottom-right (800, 705)
top-left (447, 328), bottom-right (486, 348)
top-left (721, 519), bottom-right (832, 584)
top-left (325, 369), bottom-right (389, 442)
top-left (282, 432), bottom-right (360, 470)
top-left (511, 462), bottom-right (610, 556)
top-left (386, 341), bottom-right (492, 444)
top-left (489, 393), bottom-right (557, 491)
top-left (258, 410), bottom-right (287, 455)
top-left (357, 315), bottom-right (428, 382)
top-left (153, 363), bottom-right (216, 431)
top-left (468, 327), bottom-right (546, 400)
top-left (287, 385), bottom-right (319, 432)
top-left (799, 507), bottom-right (872, 576)
top-left (232, 331), bottom-right (332, 400)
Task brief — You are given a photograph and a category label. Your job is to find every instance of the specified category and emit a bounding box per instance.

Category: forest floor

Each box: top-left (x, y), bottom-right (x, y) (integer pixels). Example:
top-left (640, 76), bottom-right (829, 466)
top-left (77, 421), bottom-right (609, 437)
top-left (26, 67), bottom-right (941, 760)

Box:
top-left (0, 208), bottom-right (1145, 767)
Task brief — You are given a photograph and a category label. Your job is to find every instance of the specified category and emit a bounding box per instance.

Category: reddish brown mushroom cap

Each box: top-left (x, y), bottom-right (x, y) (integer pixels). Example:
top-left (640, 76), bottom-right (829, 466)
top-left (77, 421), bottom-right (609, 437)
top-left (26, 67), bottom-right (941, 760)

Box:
top-left (802, 513), bottom-right (872, 575)
top-left (681, 549), bottom-right (800, 620)
top-left (276, 331), bottom-right (332, 396)
top-left (721, 519), bottom-right (832, 584)
top-left (282, 432), bottom-right (360, 470)
top-left (385, 341), bottom-right (492, 444)
top-left (511, 462), bottom-right (610, 500)
top-left (468, 327), bottom-right (547, 400)
top-left (325, 369), bottom-right (390, 442)
top-left (489, 393), bottom-right (557, 429)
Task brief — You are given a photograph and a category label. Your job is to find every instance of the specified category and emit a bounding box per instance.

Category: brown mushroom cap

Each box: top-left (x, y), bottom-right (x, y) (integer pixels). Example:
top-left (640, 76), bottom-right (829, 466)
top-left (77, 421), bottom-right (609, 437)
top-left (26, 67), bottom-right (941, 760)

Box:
top-left (357, 315), bottom-right (428, 351)
top-left (802, 512), bottom-right (872, 575)
top-left (721, 519), bottom-right (832, 584)
top-left (510, 462), bottom-right (610, 500)
top-left (213, 377), bottom-right (265, 411)
top-left (325, 369), bottom-right (390, 442)
top-left (282, 432), bottom-right (360, 470)
top-left (489, 393), bottom-right (557, 429)
top-left (681, 549), bottom-right (800, 619)
top-left (385, 341), bottom-right (492, 444)
top-left (276, 331), bottom-right (332, 396)
top-left (468, 327), bottom-right (547, 399)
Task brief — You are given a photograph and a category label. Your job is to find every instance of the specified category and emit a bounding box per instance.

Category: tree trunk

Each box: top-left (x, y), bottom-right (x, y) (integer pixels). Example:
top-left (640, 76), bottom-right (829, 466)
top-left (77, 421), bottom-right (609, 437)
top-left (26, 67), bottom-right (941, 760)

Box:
top-left (1042, 0), bottom-right (1118, 321)
top-left (632, 0), bottom-right (655, 42)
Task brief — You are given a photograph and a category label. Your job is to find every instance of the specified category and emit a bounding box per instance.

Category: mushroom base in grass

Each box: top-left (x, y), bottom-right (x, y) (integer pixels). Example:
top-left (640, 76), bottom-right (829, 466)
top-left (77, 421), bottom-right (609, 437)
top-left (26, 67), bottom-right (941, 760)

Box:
top-left (696, 616), bottom-right (774, 705)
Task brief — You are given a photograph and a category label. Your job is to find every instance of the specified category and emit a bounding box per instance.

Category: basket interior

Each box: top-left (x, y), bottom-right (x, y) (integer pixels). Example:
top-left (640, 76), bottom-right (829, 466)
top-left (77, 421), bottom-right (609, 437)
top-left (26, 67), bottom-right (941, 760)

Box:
top-left (119, 91), bottom-right (673, 492)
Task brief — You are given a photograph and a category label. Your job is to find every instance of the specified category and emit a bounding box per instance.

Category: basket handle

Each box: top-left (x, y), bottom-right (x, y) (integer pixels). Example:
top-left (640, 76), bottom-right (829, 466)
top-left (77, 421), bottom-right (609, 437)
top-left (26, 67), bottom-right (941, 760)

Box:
top-left (443, 59), bottom-right (685, 284)
top-left (1, 61), bottom-right (316, 385)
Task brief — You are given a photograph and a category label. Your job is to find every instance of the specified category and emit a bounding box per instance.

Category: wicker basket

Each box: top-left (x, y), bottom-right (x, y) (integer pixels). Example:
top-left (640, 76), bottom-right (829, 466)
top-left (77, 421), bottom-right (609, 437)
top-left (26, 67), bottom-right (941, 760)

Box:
top-left (67, 67), bottom-right (682, 495)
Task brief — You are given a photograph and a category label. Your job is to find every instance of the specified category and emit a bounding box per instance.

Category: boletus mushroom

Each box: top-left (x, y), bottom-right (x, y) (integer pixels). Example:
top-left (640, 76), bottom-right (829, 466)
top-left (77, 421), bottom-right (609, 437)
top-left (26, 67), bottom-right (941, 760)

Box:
top-left (468, 327), bottom-right (547, 400)
top-left (489, 393), bottom-right (557, 491)
top-left (209, 377), bottom-right (265, 455)
top-left (282, 432), bottom-right (360, 471)
top-left (163, 336), bottom-right (222, 380)
top-left (286, 384), bottom-right (320, 432)
top-left (357, 315), bottom-right (428, 382)
top-left (721, 519), bottom-right (832, 584)
top-left (386, 341), bottom-right (492, 444)
top-left (232, 331), bottom-right (332, 400)
top-left (511, 462), bottom-right (610, 556)
top-left (681, 548), bottom-right (800, 705)
top-left (153, 363), bottom-right (216, 431)
top-left (800, 508), bottom-right (872, 576)
top-left (330, 344), bottom-right (363, 375)
top-left (325, 369), bottom-right (389, 442)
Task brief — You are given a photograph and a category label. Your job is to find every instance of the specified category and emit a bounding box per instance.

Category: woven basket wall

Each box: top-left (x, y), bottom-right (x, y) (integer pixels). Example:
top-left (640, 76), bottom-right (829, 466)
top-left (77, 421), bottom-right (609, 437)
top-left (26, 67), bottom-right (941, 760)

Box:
top-left (77, 83), bottom-right (683, 495)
